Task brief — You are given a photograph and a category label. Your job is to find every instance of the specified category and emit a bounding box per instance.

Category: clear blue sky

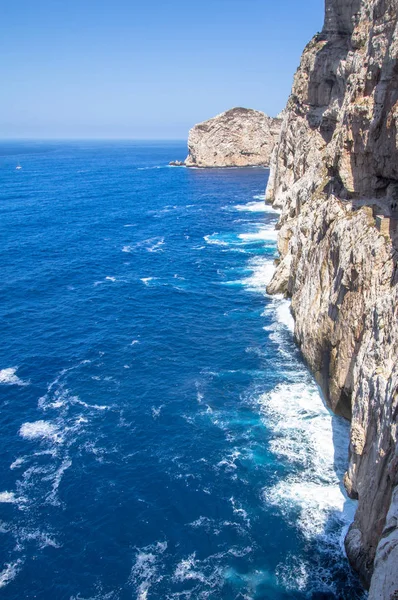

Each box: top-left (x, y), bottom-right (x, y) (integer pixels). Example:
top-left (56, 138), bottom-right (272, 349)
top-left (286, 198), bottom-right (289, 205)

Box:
top-left (1, 0), bottom-right (324, 139)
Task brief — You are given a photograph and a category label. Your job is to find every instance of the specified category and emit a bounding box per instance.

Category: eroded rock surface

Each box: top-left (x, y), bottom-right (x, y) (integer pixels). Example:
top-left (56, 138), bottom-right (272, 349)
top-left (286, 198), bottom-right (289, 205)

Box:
top-left (183, 107), bottom-right (281, 168)
top-left (266, 0), bottom-right (398, 595)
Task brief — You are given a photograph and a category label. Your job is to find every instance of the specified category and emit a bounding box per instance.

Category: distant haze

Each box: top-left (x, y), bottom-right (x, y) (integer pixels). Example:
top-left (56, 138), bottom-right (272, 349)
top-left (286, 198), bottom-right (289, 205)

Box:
top-left (1, 0), bottom-right (324, 139)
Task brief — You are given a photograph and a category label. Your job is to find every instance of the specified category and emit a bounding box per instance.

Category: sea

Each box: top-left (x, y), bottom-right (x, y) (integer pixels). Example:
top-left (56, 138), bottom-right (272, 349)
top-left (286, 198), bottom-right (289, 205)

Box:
top-left (0, 141), bottom-right (365, 599)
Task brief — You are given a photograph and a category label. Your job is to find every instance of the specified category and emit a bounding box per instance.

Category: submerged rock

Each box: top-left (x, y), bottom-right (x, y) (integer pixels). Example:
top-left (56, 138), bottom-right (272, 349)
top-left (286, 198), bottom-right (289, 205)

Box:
top-left (266, 0), bottom-right (398, 596)
top-left (182, 107), bottom-right (281, 168)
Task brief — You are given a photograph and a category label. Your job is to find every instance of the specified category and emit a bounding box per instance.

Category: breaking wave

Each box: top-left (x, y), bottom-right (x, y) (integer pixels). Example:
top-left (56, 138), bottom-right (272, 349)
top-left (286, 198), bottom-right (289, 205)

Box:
top-left (234, 200), bottom-right (279, 213)
top-left (0, 367), bottom-right (28, 386)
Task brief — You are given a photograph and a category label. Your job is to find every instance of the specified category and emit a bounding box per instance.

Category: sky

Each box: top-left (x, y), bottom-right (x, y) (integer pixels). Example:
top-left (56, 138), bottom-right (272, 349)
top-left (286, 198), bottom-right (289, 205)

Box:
top-left (0, 0), bottom-right (324, 139)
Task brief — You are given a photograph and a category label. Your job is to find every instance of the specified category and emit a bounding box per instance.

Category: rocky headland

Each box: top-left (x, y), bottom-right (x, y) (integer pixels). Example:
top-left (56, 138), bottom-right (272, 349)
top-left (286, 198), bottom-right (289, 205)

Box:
top-left (171, 107), bottom-right (281, 168)
top-left (266, 0), bottom-right (398, 597)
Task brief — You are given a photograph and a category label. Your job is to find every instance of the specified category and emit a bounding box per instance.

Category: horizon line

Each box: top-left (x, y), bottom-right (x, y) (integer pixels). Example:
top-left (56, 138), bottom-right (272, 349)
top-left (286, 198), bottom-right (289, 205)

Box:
top-left (0, 138), bottom-right (188, 142)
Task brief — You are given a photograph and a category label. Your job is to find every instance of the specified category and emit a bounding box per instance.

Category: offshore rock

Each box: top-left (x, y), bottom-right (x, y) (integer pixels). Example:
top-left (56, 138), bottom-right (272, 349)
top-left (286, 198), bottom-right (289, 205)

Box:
top-left (183, 107), bottom-right (281, 168)
top-left (266, 0), bottom-right (398, 595)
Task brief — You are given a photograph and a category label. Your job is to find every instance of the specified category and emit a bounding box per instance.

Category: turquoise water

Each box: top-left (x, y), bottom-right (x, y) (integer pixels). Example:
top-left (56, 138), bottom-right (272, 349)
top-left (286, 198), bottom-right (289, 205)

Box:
top-left (0, 141), bottom-right (363, 599)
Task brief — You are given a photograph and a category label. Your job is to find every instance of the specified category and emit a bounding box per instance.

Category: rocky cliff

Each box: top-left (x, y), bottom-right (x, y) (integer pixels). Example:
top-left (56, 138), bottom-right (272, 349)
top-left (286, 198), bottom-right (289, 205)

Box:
top-left (179, 107), bottom-right (281, 168)
top-left (266, 0), bottom-right (398, 597)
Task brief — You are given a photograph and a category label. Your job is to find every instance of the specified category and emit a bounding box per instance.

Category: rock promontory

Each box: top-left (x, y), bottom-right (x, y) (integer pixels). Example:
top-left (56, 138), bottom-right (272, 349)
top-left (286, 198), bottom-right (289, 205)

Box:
top-left (173, 108), bottom-right (281, 168)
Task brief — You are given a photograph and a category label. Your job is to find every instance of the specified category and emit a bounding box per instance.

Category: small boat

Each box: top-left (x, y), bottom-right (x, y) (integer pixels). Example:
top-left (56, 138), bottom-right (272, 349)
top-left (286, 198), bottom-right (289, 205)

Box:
top-left (16, 163), bottom-right (22, 170)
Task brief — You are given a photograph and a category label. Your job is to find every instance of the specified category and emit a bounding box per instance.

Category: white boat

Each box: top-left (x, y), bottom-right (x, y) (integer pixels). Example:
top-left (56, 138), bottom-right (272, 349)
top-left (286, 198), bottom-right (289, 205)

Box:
top-left (16, 163), bottom-right (22, 170)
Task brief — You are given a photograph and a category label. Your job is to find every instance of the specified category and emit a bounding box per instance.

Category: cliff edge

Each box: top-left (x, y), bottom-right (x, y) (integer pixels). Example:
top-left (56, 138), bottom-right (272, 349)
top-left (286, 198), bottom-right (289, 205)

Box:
top-left (177, 107), bottom-right (281, 168)
top-left (266, 0), bottom-right (398, 597)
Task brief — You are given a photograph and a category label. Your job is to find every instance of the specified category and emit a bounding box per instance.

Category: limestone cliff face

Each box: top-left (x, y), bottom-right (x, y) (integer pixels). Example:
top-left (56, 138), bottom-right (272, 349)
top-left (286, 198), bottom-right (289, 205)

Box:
top-left (266, 0), bottom-right (398, 596)
top-left (183, 107), bottom-right (281, 168)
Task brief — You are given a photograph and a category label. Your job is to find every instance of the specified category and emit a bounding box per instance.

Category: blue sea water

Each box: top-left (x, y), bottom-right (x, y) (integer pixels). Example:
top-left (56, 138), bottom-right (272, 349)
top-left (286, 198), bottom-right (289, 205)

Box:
top-left (0, 141), bottom-right (364, 599)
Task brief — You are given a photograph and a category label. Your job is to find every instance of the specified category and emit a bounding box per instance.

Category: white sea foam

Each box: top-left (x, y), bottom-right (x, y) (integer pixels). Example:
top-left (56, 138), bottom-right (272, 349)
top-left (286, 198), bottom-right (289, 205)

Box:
top-left (237, 257), bottom-right (275, 293)
top-left (222, 247), bottom-right (248, 254)
top-left (206, 224), bottom-right (278, 249)
top-left (249, 367), bottom-right (357, 595)
top-left (229, 497), bottom-right (251, 527)
top-left (46, 458), bottom-right (72, 506)
top-left (276, 556), bottom-right (309, 592)
top-left (10, 457), bottom-right (26, 470)
top-left (130, 541), bottom-right (167, 599)
top-left (227, 546), bottom-right (253, 558)
top-left (38, 384), bottom-right (78, 411)
top-left (204, 233), bottom-right (229, 246)
top-left (260, 383), bottom-right (335, 469)
top-left (72, 397), bottom-right (108, 411)
top-left (19, 420), bottom-right (60, 443)
top-left (140, 275), bottom-right (187, 292)
top-left (264, 480), bottom-right (355, 539)
top-left (70, 587), bottom-right (117, 600)
top-left (125, 237), bottom-right (165, 254)
top-left (0, 560), bottom-right (23, 589)
top-left (151, 405), bottom-right (164, 419)
top-left (147, 237), bottom-right (164, 252)
top-left (0, 522), bottom-right (8, 534)
top-left (148, 205), bottom-right (179, 218)
top-left (172, 553), bottom-right (228, 595)
top-left (0, 491), bottom-right (18, 504)
top-left (0, 367), bottom-right (28, 386)
top-left (173, 554), bottom-right (207, 583)
top-left (217, 450), bottom-right (241, 472)
top-left (195, 381), bottom-right (204, 404)
top-left (4, 362), bottom-right (100, 568)
top-left (137, 165), bottom-right (167, 170)
top-left (238, 225), bottom-right (278, 242)
top-left (258, 381), bottom-right (354, 543)
top-left (275, 300), bottom-right (295, 332)
top-left (18, 528), bottom-right (60, 549)
top-left (234, 200), bottom-right (279, 213)
top-left (140, 277), bottom-right (156, 286)
top-left (189, 516), bottom-right (217, 532)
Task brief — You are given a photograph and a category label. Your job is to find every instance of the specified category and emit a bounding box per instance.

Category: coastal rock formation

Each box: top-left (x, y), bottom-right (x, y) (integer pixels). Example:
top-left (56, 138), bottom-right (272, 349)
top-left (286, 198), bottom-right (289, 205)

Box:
top-left (180, 108), bottom-right (281, 168)
top-left (265, 0), bottom-right (398, 596)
